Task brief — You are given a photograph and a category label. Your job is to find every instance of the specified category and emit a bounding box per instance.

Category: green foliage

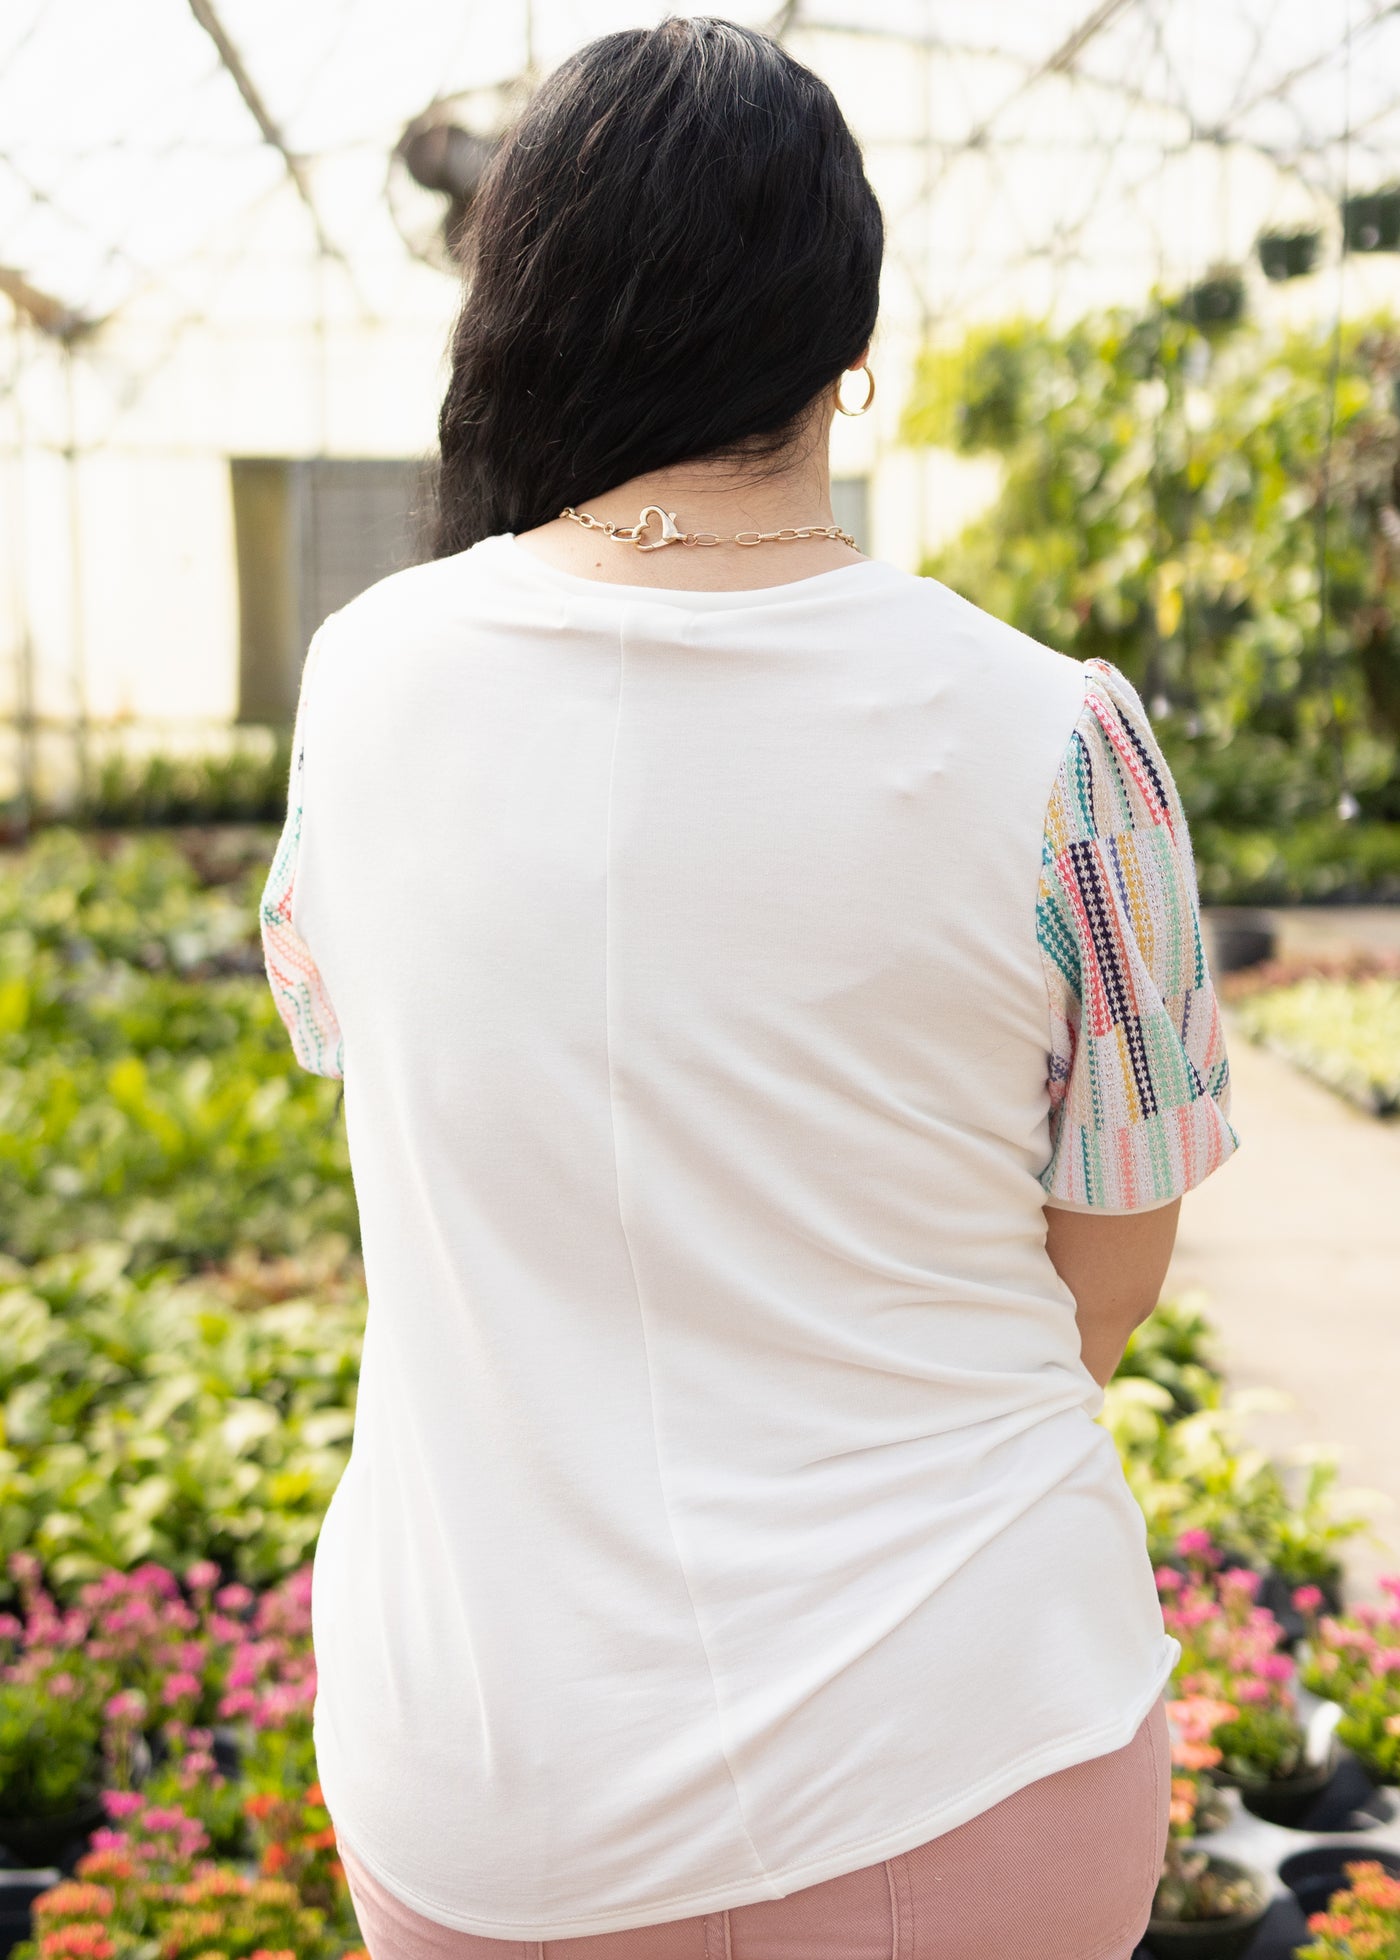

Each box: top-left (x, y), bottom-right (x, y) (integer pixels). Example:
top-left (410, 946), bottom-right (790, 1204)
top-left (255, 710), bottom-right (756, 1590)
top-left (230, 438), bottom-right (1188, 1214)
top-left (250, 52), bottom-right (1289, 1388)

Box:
top-left (1192, 818), bottom-right (1400, 903)
top-left (81, 730), bottom-right (293, 829)
top-left (0, 831), bottom-right (355, 1269)
top-left (1233, 976), bottom-right (1400, 1115)
top-left (0, 1244), bottom-right (363, 1591)
top-left (1100, 1374), bottom-right (1369, 1582)
top-left (905, 305), bottom-right (1400, 885)
top-left (0, 1679), bottom-right (105, 1821)
top-left (1114, 1293), bottom-right (1221, 1418)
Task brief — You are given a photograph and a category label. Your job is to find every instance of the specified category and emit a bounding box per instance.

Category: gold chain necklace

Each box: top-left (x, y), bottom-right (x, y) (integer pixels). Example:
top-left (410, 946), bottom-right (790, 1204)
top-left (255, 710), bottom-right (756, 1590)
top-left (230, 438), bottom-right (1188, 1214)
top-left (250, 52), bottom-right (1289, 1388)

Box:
top-left (561, 503), bottom-right (856, 553)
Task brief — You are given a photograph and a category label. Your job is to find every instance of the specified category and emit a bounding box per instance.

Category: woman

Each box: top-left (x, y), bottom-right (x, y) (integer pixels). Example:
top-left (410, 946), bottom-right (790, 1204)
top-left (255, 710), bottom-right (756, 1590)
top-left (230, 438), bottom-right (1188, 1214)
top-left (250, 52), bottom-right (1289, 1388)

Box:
top-left (261, 18), bottom-right (1238, 1959)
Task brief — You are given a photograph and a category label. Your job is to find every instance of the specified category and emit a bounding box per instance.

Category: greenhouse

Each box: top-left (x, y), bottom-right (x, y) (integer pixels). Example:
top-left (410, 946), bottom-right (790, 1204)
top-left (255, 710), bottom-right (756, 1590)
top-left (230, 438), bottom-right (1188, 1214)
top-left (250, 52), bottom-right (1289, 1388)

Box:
top-left (2, 3), bottom-right (1400, 1958)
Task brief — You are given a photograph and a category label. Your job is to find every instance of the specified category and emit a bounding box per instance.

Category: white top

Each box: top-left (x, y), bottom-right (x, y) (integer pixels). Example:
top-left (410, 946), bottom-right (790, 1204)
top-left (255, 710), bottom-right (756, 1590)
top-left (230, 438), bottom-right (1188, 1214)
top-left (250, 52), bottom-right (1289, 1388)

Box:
top-left (261, 533), bottom-right (1236, 1941)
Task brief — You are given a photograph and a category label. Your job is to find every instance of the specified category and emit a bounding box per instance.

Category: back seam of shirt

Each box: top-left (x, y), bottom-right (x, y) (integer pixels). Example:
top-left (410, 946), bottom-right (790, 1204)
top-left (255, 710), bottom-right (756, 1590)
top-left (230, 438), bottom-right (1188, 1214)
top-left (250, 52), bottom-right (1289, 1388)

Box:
top-left (604, 609), bottom-right (773, 1886)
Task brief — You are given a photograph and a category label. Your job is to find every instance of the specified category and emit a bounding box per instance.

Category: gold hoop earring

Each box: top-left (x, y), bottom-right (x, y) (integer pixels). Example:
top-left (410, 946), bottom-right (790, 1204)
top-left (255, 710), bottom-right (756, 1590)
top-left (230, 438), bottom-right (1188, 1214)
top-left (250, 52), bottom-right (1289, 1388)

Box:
top-left (836, 366), bottom-right (876, 417)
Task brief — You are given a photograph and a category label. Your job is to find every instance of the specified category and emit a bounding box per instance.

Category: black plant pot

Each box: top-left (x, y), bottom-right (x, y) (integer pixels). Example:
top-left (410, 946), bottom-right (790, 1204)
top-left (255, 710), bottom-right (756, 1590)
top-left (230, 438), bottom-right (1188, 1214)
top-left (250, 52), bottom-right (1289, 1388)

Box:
top-left (0, 1798), bottom-right (106, 1873)
top-left (0, 1869), bottom-right (61, 1960)
top-left (1258, 1566), bottom-right (1344, 1648)
top-left (1278, 1842), bottom-right (1400, 1918)
top-left (1237, 1745), bottom-right (1340, 1826)
top-left (1203, 907), bottom-right (1277, 974)
top-left (1145, 1859), bottom-right (1271, 1960)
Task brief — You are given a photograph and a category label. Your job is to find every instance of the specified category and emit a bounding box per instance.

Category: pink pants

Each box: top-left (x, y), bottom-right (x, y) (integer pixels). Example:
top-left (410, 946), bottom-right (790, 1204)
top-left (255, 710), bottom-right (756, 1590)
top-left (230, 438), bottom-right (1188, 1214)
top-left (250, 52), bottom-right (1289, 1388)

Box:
top-left (336, 1696), bottom-right (1169, 1960)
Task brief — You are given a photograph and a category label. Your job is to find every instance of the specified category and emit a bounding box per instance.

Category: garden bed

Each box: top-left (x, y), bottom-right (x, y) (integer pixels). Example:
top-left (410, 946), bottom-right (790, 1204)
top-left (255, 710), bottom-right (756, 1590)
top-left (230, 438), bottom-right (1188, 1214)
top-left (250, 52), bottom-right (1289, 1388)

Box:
top-left (1223, 956), bottom-right (1400, 1119)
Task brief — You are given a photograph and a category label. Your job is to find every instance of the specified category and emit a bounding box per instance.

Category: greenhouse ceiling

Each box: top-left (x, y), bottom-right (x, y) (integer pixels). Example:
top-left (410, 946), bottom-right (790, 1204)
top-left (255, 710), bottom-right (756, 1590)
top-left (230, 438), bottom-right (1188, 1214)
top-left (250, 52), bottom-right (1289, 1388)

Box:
top-left (2, 0), bottom-right (1399, 334)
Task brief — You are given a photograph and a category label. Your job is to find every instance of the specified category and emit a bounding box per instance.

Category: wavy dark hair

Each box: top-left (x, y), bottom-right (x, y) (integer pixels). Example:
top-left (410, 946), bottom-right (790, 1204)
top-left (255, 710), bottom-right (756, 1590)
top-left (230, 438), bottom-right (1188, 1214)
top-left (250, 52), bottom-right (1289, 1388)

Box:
top-left (432, 16), bottom-right (883, 556)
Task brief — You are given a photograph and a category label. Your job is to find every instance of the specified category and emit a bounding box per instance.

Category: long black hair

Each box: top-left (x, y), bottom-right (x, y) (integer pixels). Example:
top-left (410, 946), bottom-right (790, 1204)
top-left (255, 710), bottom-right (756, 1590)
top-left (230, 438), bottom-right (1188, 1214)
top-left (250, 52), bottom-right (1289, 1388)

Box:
top-left (432, 17), bottom-right (883, 555)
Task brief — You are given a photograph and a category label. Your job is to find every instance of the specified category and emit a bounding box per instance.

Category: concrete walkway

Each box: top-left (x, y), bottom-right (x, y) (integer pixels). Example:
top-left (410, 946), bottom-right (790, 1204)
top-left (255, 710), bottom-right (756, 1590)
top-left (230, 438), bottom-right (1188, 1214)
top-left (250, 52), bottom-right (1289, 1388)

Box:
top-left (1165, 1020), bottom-right (1400, 1591)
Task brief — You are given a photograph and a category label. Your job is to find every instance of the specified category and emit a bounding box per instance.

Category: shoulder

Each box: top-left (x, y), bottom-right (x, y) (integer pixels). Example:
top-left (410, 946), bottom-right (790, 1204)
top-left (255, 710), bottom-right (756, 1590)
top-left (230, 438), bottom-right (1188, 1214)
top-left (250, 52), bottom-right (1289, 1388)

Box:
top-left (883, 570), bottom-right (1088, 728)
top-left (313, 538), bottom-right (507, 649)
top-left (1046, 657), bottom-right (1182, 851)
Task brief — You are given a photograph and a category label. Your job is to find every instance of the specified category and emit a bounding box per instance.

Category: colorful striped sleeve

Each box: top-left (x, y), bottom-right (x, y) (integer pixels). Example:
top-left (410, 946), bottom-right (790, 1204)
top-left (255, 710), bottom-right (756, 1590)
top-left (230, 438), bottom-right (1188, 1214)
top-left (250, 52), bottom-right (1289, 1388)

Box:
top-left (1036, 658), bottom-right (1237, 1212)
top-left (260, 628), bottom-right (344, 1080)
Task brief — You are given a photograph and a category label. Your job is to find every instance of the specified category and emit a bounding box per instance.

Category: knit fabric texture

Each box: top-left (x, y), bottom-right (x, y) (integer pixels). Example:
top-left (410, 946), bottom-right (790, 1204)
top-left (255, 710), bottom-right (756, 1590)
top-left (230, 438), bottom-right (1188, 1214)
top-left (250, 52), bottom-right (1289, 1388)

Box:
top-left (1037, 658), bottom-right (1237, 1212)
top-left (260, 628), bottom-right (344, 1080)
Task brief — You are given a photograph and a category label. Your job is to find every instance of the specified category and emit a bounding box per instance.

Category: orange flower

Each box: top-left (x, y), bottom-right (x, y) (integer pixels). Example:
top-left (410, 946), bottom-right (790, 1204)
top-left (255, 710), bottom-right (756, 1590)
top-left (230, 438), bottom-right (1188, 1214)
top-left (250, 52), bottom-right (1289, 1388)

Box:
top-left (244, 1792), bottom-right (278, 1821)
top-left (260, 1843), bottom-right (290, 1876)
top-left (1171, 1740), bottom-right (1222, 1771)
top-left (33, 1887), bottom-right (114, 1924)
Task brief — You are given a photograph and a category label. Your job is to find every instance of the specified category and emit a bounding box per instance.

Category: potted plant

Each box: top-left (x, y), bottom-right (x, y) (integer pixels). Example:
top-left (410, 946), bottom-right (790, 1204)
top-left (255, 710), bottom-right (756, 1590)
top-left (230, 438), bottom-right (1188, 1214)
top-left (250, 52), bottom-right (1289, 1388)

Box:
top-left (1256, 229), bottom-right (1321, 282)
top-left (1158, 1560), bottom-right (1338, 1824)
top-left (1147, 1725), bottom-right (1271, 1960)
top-left (0, 1679), bottom-right (107, 1869)
top-left (6, 1797), bottom-right (368, 1960)
top-left (1284, 1850), bottom-right (1400, 1939)
top-left (1297, 1577), bottom-right (1400, 1788)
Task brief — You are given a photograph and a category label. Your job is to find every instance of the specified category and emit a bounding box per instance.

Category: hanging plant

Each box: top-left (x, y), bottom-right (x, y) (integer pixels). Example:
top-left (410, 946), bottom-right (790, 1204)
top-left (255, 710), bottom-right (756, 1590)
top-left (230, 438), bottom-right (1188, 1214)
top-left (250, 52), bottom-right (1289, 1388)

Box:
top-left (1342, 187), bottom-right (1400, 254)
top-left (1175, 268), bottom-right (1246, 332)
top-left (1257, 229), bottom-right (1321, 282)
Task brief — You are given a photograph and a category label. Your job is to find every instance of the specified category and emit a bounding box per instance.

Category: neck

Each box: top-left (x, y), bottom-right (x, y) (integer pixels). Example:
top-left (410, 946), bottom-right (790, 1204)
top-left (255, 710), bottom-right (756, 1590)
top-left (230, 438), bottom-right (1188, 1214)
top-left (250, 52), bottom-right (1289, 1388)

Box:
top-left (515, 399), bottom-right (865, 592)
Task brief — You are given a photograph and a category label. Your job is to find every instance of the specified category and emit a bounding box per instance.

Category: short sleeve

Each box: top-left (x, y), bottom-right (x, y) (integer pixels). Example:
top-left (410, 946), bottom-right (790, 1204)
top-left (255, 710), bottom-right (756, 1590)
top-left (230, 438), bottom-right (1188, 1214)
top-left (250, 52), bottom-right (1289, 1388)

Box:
top-left (1036, 659), bottom-right (1237, 1212)
top-left (260, 629), bottom-right (344, 1079)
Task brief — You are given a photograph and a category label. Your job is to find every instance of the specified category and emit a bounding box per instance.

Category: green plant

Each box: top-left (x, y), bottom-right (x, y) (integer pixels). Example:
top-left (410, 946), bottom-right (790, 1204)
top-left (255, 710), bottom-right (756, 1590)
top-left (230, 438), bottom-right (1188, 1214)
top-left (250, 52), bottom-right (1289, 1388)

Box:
top-left (1100, 1381), bottom-right (1373, 1580)
top-left (0, 831), bottom-right (355, 1272)
top-left (1233, 977), bottom-right (1400, 1116)
top-left (78, 733), bottom-right (293, 830)
top-left (0, 1680), bottom-right (105, 1824)
top-left (1113, 1294), bottom-right (1222, 1418)
top-left (1298, 1578), bottom-right (1400, 1783)
top-left (904, 307), bottom-right (1400, 894)
top-left (0, 1250), bottom-right (362, 1591)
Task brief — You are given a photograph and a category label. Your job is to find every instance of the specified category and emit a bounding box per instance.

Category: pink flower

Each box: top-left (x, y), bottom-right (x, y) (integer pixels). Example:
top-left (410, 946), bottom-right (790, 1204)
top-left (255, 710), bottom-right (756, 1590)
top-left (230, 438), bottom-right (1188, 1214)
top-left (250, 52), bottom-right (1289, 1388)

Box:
top-left (1374, 1649), bottom-right (1400, 1674)
top-left (214, 1583), bottom-right (254, 1613)
top-left (47, 1672), bottom-right (77, 1698)
top-left (160, 1672), bottom-right (201, 1706)
top-left (1233, 1679), bottom-right (1271, 1704)
top-left (1260, 1653), bottom-right (1295, 1682)
top-left (103, 1691), bottom-right (145, 1725)
top-left (1293, 1584), bottom-right (1325, 1613)
top-left (185, 1560), bottom-right (220, 1592)
top-left (1155, 1566), bottom-right (1184, 1593)
top-left (100, 1792), bottom-right (145, 1820)
top-left (1176, 1529), bottom-right (1218, 1562)
top-left (1220, 1567), bottom-right (1262, 1599)
top-left (139, 1806), bottom-right (188, 1832)
top-left (1377, 1575), bottom-right (1400, 1603)
top-left (0, 1612), bottom-right (21, 1639)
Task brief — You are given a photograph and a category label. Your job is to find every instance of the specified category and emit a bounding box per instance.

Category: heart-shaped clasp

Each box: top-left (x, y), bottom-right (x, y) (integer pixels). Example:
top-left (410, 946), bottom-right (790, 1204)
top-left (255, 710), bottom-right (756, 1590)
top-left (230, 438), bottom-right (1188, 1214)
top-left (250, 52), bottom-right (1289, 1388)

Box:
top-left (634, 505), bottom-right (683, 550)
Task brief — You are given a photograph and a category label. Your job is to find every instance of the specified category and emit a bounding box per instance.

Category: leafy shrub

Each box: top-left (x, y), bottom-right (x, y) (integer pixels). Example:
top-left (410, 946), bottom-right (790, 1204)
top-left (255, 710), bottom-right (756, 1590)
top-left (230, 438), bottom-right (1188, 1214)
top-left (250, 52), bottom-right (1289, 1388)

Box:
top-left (1232, 976), bottom-right (1400, 1115)
top-left (80, 733), bottom-right (293, 829)
top-left (0, 832), bottom-right (355, 1269)
top-left (905, 308), bottom-right (1400, 893)
top-left (0, 1248), bottom-right (362, 1591)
